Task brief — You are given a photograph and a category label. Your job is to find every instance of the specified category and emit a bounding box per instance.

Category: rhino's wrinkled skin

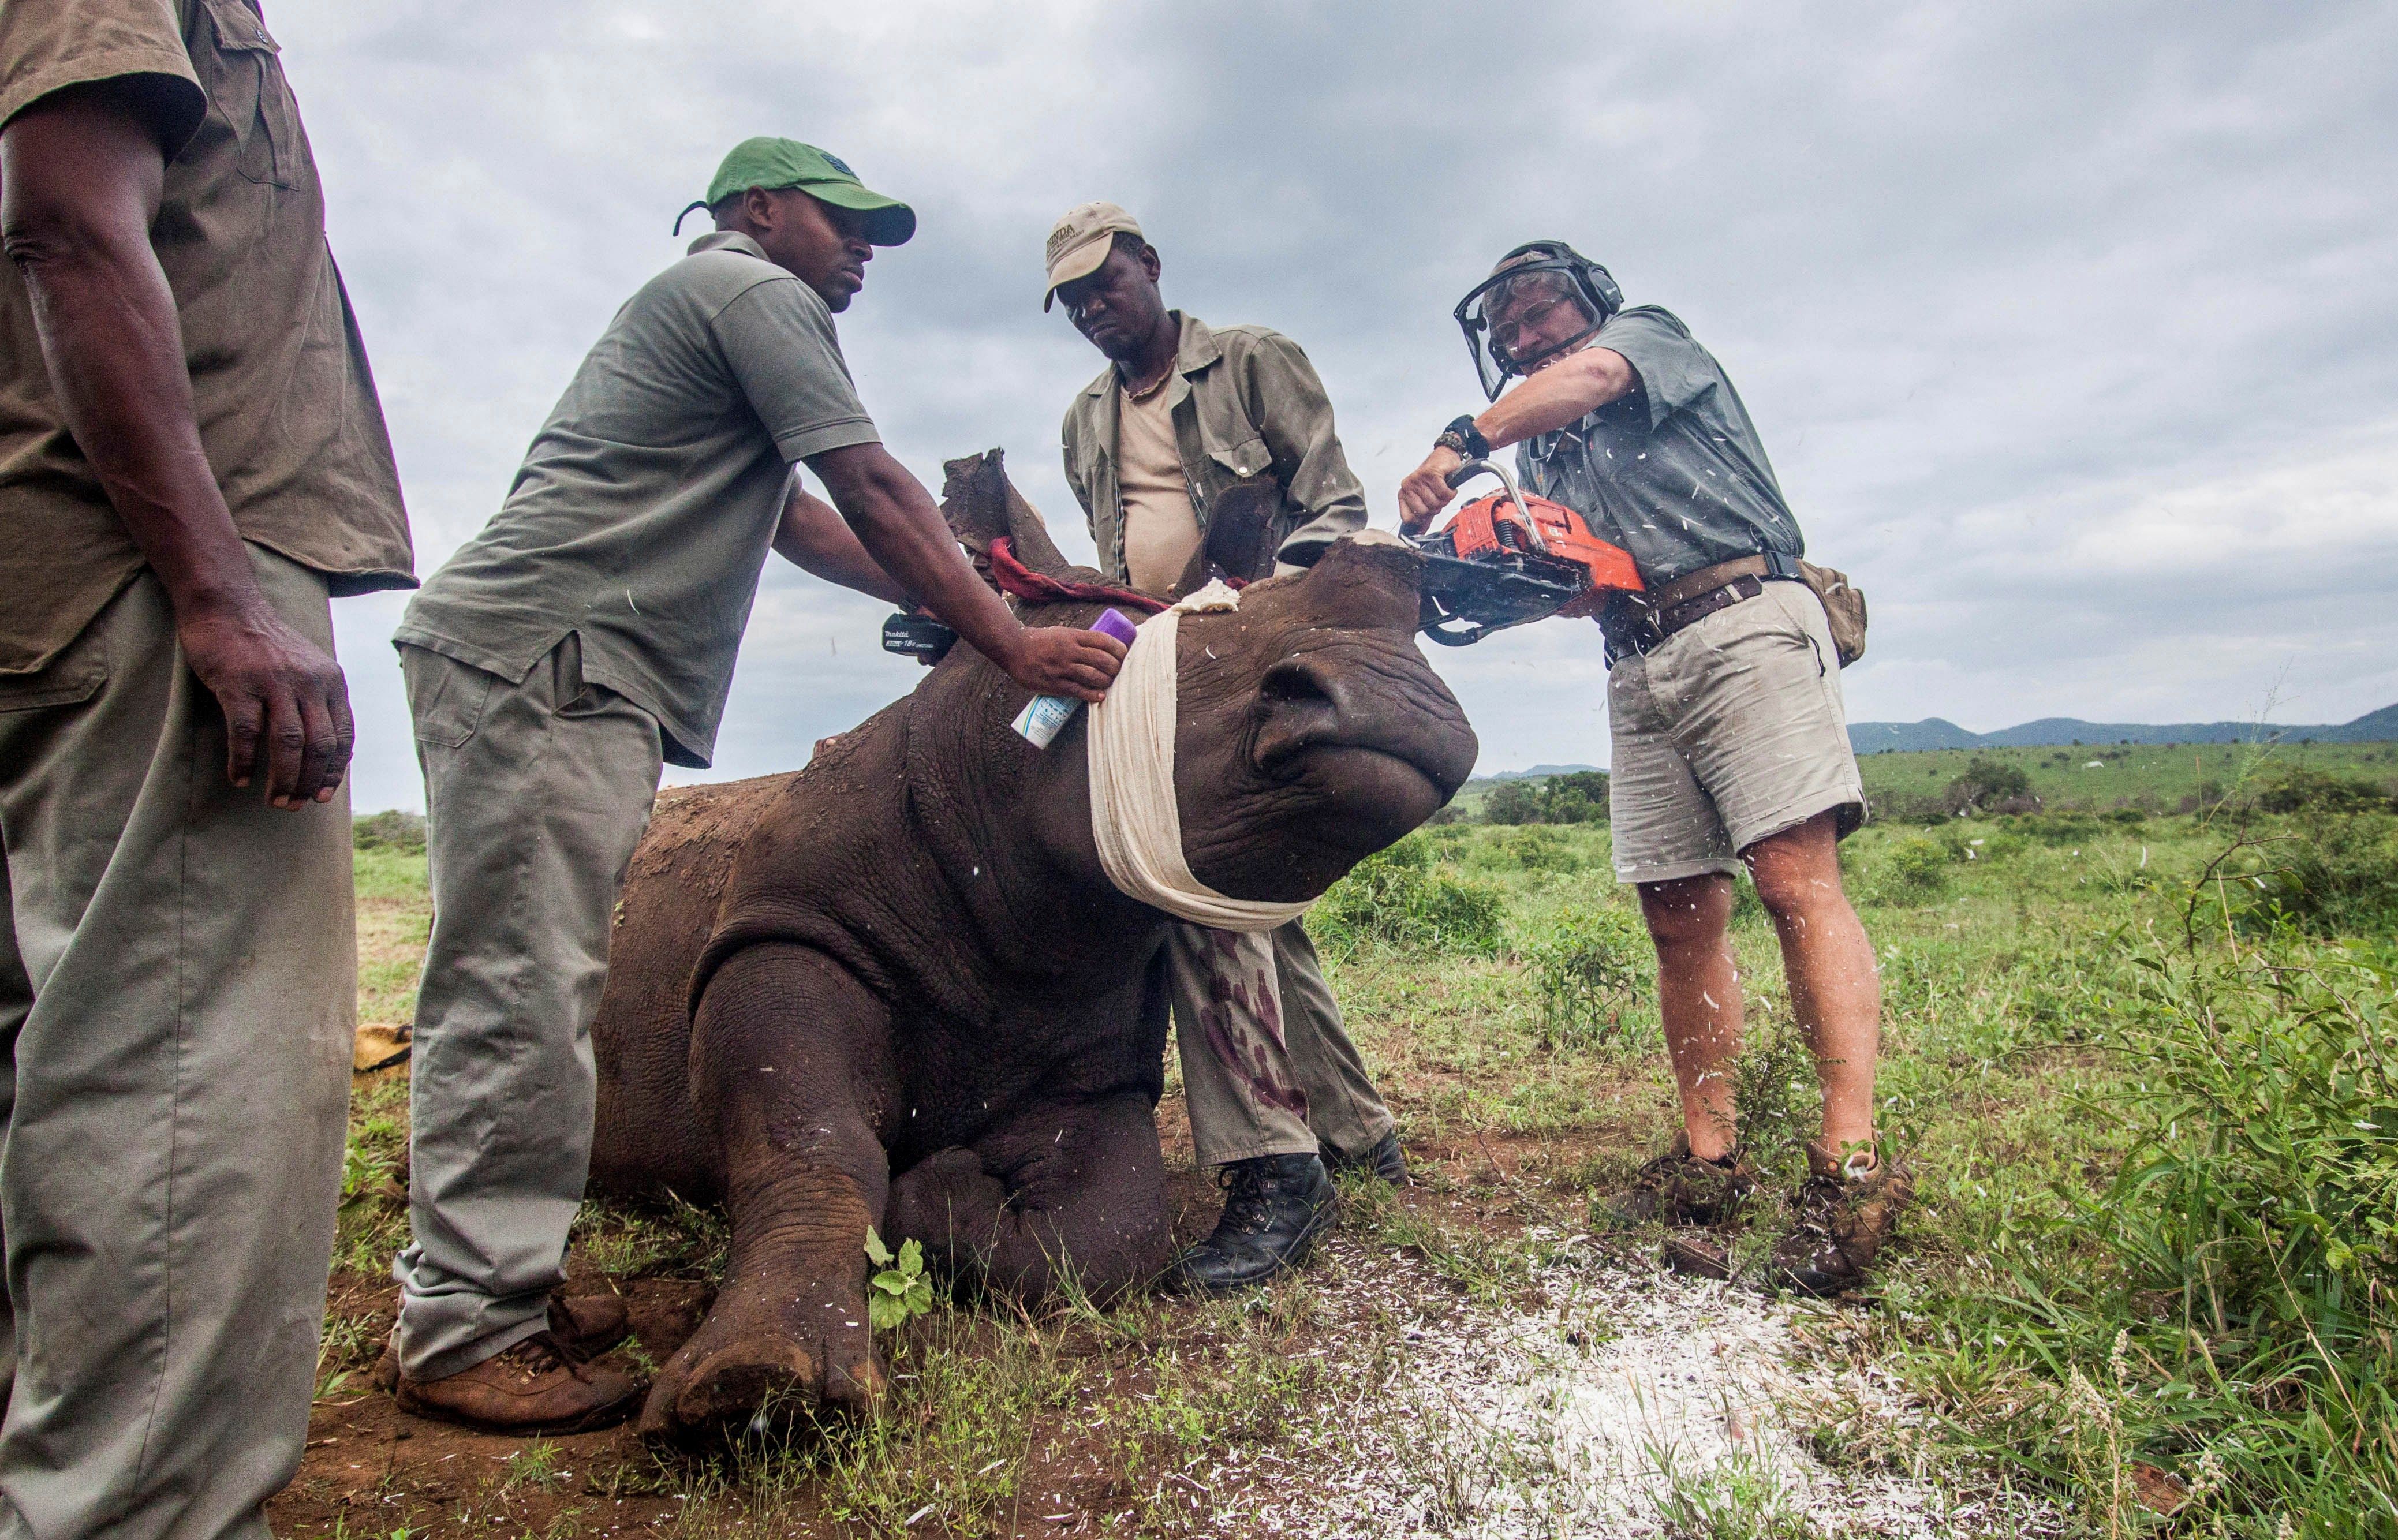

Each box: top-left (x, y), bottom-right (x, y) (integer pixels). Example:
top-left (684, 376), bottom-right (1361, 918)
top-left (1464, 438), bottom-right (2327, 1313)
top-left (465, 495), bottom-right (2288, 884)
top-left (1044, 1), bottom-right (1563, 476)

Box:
top-left (587, 454), bottom-right (1477, 1440)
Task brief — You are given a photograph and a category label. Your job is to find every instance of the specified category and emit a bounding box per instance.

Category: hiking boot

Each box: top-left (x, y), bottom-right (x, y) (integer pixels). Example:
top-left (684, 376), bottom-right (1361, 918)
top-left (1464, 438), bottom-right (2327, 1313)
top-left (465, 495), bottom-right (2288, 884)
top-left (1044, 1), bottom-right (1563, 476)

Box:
top-left (1772, 1138), bottom-right (1915, 1298)
top-left (1611, 1132), bottom-right (1756, 1228)
top-left (1324, 1130), bottom-right (1409, 1186)
top-left (394, 1330), bottom-right (644, 1435)
top-left (373, 1292), bottom-right (632, 1393)
top-left (1171, 1153), bottom-right (1338, 1294)
top-left (1609, 1132), bottom-right (1755, 1280)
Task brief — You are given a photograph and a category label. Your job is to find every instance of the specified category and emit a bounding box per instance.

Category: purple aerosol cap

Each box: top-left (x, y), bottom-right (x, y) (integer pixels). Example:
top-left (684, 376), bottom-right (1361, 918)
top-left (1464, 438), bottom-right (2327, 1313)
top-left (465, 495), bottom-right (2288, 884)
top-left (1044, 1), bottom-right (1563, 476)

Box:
top-left (1090, 608), bottom-right (1141, 645)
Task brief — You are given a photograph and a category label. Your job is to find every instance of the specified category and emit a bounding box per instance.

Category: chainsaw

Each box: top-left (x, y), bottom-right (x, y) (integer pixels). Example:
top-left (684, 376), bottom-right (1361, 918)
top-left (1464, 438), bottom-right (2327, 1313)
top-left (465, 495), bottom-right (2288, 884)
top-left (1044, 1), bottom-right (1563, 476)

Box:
top-left (1407, 459), bottom-right (1643, 646)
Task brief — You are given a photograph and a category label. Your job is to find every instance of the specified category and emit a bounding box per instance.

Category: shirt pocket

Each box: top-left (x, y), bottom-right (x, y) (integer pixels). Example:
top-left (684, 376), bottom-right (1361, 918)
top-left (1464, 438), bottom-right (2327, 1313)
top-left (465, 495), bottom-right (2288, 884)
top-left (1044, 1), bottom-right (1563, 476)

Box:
top-left (1203, 435), bottom-right (1272, 483)
top-left (200, 0), bottom-right (301, 189)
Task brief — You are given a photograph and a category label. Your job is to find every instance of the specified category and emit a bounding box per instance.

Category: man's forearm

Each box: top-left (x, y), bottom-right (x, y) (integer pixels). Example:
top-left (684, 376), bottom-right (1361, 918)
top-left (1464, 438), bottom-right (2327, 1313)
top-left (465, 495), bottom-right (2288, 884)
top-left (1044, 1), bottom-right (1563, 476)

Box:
top-left (1, 90), bottom-right (261, 619)
top-left (1472, 346), bottom-right (1637, 451)
top-left (773, 483), bottom-right (912, 605)
top-left (809, 443), bottom-right (1028, 668)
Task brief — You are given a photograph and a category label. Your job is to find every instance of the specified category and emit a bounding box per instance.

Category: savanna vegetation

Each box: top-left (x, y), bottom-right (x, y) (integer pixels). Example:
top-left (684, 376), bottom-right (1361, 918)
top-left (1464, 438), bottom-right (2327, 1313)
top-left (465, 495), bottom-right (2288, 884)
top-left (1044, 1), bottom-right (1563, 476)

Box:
top-left (288, 742), bottom-right (2398, 1538)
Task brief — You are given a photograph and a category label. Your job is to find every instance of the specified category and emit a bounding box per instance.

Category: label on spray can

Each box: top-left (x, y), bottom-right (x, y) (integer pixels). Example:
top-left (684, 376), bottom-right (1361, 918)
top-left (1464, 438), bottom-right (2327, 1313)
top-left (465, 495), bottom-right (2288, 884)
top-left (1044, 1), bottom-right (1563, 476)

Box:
top-left (1011, 607), bottom-right (1140, 748)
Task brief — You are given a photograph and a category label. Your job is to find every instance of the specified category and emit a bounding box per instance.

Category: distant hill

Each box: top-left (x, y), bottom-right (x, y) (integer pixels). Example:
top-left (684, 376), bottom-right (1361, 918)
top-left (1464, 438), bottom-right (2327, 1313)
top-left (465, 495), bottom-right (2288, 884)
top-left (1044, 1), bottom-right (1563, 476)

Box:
top-left (1478, 763), bottom-right (1601, 782)
top-left (1848, 702), bottom-right (2398, 753)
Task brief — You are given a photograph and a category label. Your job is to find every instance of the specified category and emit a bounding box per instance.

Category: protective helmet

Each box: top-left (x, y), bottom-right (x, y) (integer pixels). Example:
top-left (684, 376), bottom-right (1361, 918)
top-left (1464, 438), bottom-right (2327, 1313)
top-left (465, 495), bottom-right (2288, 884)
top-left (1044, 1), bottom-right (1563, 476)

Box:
top-left (1452, 241), bottom-right (1623, 401)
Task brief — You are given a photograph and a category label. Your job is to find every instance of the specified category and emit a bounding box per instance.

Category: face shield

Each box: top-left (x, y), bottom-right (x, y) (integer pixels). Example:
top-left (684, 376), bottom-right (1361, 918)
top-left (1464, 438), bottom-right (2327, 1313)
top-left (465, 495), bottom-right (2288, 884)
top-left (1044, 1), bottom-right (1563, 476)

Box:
top-left (1453, 246), bottom-right (1620, 401)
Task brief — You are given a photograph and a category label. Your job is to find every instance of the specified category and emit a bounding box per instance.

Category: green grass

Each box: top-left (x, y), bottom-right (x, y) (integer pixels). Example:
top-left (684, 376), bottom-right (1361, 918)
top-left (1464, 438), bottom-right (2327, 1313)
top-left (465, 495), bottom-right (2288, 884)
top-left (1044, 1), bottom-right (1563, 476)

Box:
top-left (319, 753), bottom-right (2398, 1537)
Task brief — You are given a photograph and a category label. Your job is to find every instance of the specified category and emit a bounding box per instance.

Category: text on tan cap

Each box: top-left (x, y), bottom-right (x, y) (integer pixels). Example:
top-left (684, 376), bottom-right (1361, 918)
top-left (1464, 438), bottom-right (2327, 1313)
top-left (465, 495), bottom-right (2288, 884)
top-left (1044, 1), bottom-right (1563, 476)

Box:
top-left (1044, 201), bottom-right (1143, 311)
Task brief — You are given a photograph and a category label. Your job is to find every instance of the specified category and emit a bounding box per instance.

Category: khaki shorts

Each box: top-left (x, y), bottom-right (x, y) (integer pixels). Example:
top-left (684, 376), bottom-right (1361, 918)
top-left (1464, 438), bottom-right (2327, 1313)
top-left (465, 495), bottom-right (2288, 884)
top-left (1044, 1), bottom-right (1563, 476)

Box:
top-left (1607, 578), bottom-right (1866, 884)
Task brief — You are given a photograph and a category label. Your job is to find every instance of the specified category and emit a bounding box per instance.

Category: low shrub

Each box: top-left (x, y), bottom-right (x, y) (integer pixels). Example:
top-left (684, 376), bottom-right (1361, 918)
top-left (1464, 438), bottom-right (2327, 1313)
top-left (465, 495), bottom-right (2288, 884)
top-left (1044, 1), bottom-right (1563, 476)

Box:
top-left (1878, 834), bottom-right (1956, 898)
top-left (1944, 756), bottom-right (2031, 816)
top-left (354, 809), bottom-right (427, 854)
top-left (1491, 826), bottom-right (1582, 873)
top-left (2257, 767), bottom-right (2395, 816)
top-left (2239, 813), bottom-right (2398, 937)
top-left (1308, 836), bottom-right (1507, 957)
top-left (1522, 906), bottom-right (1650, 1051)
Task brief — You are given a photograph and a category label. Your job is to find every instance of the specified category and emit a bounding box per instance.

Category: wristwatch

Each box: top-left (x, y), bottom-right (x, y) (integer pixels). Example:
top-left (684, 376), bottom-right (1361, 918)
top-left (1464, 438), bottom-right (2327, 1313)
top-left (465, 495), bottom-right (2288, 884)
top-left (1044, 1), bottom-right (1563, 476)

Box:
top-left (1435, 414), bottom-right (1490, 460)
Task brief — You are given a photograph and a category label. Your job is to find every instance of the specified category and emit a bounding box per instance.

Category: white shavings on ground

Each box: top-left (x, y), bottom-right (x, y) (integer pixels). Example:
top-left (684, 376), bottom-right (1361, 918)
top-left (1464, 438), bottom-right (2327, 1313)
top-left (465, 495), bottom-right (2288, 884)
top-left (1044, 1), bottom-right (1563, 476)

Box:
top-left (1198, 1232), bottom-right (2061, 1538)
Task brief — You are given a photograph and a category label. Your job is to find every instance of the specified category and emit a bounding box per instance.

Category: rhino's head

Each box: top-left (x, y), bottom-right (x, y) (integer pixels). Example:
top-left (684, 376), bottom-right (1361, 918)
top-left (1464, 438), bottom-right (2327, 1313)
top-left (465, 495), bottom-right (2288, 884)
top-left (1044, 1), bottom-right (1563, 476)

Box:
top-left (939, 450), bottom-right (1478, 909)
top-left (1168, 539), bottom-right (1477, 902)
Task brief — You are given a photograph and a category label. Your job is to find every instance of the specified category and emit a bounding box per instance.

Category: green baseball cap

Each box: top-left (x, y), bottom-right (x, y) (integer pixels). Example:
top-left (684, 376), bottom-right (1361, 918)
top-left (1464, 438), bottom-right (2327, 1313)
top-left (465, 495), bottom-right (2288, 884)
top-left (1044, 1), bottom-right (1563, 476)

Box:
top-left (686, 137), bottom-right (916, 246)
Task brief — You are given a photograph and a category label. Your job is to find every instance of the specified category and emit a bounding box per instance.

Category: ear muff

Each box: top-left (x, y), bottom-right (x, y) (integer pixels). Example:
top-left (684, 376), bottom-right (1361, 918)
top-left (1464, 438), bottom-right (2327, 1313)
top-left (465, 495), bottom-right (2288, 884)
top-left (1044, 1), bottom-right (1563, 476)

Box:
top-left (1455, 242), bottom-right (1623, 400)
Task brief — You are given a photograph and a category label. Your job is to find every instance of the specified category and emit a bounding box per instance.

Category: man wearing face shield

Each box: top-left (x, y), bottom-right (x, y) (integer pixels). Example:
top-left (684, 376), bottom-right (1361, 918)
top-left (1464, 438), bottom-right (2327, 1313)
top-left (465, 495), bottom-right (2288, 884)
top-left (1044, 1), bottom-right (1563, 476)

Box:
top-left (1399, 244), bottom-right (1908, 1297)
top-left (1045, 201), bottom-right (1406, 1295)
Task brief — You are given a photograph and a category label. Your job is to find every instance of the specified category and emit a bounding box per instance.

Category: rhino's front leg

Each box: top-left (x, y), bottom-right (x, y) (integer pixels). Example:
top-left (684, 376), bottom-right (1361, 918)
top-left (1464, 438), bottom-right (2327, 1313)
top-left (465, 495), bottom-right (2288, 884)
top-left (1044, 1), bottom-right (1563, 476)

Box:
top-left (643, 942), bottom-right (897, 1441)
top-left (887, 1090), bottom-right (1171, 1304)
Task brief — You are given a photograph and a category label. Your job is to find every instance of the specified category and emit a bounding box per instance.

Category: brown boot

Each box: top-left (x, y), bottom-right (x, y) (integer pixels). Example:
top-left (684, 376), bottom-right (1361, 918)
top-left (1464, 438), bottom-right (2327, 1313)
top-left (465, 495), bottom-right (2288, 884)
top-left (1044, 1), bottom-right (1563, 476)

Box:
top-left (372, 1292), bottom-right (632, 1393)
top-left (395, 1330), bottom-right (644, 1434)
top-left (1772, 1138), bottom-right (1914, 1297)
top-left (1609, 1132), bottom-right (1755, 1280)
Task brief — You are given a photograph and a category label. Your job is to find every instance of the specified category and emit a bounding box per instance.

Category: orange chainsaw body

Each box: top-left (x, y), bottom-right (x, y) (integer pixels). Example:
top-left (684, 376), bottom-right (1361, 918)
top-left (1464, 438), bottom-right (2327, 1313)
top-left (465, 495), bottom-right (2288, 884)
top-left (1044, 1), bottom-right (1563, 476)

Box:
top-left (1440, 490), bottom-right (1644, 618)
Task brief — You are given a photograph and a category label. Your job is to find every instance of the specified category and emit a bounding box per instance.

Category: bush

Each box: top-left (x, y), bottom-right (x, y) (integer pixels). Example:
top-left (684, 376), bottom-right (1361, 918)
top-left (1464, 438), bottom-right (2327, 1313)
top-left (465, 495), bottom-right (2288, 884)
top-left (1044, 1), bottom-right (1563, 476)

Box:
top-left (1878, 833), bottom-right (1956, 898)
top-left (1480, 771), bottom-right (1610, 827)
top-left (2240, 813), bottom-right (2398, 936)
top-left (1523, 907), bottom-right (1650, 1050)
top-left (1490, 826), bottom-right (1582, 873)
top-left (1944, 756), bottom-right (2031, 816)
top-left (1308, 835), bottom-right (1507, 956)
top-left (354, 809), bottom-right (427, 854)
top-left (2257, 767), bottom-right (2395, 816)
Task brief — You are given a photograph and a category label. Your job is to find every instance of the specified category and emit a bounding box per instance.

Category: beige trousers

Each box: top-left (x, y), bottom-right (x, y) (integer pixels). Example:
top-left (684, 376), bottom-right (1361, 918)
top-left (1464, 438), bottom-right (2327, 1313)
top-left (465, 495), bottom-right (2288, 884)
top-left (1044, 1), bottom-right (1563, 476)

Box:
top-left (1168, 919), bottom-right (1393, 1168)
top-left (0, 547), bottom-right (354, 1540)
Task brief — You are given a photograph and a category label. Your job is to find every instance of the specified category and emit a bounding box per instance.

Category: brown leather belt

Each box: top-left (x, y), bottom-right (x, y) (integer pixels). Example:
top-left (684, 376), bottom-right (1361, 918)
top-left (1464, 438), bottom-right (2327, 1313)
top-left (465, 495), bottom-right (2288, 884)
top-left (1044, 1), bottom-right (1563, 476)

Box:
top-left (1600, 554), bottom-right (1788, 663)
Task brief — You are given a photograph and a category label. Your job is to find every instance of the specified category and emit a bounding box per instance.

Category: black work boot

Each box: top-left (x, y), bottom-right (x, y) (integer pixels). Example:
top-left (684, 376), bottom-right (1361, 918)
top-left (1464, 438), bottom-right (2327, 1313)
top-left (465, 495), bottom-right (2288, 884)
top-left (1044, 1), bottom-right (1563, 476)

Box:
top-left (1172, 1153), bottom-right (1337, 1294)
top-left (1324, 1130), bottom-right (1409, 1186)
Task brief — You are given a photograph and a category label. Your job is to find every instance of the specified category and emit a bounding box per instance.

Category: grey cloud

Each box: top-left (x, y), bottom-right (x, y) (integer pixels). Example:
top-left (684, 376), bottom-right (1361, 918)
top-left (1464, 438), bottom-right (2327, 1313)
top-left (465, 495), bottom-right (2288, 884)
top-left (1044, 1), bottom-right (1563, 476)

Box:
top-left (287, 0), bottom-right (2396, 812)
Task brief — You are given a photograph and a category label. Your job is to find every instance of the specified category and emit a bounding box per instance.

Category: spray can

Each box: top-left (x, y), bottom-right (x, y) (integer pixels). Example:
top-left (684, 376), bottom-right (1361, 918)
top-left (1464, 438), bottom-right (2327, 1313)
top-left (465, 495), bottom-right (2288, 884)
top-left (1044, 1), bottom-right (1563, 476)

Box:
top-left (1011, 608), bottom-right (1141, 748)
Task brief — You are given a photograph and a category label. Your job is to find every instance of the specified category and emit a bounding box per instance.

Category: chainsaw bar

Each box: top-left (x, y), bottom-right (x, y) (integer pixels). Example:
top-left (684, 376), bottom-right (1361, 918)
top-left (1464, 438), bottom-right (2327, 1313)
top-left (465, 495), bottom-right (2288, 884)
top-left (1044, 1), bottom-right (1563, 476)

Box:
top-left (1415, 549), bottom-right (1588, 647)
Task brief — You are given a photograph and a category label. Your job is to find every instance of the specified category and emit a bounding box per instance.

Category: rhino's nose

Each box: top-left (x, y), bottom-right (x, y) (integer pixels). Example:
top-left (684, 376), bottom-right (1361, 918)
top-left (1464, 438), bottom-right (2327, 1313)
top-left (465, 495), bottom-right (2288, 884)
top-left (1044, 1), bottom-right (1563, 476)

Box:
top-left (1253, 655), bottom-right (1348, 775)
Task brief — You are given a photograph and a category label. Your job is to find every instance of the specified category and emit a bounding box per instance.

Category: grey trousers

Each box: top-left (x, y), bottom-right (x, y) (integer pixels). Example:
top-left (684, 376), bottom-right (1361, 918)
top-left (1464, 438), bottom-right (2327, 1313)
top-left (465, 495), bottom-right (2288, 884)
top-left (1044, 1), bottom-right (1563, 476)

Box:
top-left (0, 548), bottom-right (354, 1540)
top-left (392, 637), bottom-right (662, 1380)
top-left (1168, 919), bottom-right (1394, 1168)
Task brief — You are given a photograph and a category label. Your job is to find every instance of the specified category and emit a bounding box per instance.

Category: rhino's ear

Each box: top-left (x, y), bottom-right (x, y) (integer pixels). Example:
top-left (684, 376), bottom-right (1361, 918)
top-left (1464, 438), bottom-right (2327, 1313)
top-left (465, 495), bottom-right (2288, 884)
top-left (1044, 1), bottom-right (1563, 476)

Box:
top-left (1171, 475), bottom-right (1279, 598)
top-left (939, 448), bottom-right (1077, 580)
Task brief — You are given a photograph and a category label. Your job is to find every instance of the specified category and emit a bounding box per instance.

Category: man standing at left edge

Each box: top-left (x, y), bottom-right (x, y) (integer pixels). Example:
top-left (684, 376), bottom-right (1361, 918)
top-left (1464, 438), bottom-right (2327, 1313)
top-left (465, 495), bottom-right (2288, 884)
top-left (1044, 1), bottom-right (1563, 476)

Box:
top-left (0, 2), bottom-right (414, 1537)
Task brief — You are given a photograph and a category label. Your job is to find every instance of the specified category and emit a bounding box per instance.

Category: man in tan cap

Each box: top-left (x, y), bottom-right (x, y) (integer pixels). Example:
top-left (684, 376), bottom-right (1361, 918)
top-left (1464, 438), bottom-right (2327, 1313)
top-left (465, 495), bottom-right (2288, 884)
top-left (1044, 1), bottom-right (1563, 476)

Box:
top-left (1045, 202), bottom-right (1402, 1294)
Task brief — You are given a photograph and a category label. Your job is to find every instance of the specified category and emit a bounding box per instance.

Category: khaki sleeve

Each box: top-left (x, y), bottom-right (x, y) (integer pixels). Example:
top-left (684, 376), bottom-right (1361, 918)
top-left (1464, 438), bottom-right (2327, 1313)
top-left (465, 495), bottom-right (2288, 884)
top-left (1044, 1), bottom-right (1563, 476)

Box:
top-left (708, 277), bottom-right (881, 463)
top-left (0, 0), bottom-right (203, 150)
top-left (1236, 330), bottom-right (1366, 570)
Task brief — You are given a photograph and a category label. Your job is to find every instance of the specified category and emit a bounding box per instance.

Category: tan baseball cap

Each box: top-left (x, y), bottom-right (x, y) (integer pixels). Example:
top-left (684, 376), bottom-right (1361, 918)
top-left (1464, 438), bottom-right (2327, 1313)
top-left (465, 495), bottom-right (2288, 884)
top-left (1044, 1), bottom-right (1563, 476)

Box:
top-left (1043, 201), bottom-right (1142, 311)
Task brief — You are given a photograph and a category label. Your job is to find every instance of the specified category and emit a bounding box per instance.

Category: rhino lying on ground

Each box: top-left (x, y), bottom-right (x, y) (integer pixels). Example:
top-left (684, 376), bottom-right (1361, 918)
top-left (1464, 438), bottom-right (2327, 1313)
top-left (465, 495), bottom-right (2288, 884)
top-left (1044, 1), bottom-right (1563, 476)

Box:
top-left (587, 452), bottom-right (1477, 1439)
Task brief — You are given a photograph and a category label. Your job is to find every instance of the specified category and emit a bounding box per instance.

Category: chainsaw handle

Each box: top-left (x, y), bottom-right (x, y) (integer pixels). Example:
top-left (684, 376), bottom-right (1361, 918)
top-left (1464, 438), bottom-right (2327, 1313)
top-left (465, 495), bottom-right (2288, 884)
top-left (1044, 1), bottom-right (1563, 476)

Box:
top-left (1440, 458), bottom-right (1549, 555)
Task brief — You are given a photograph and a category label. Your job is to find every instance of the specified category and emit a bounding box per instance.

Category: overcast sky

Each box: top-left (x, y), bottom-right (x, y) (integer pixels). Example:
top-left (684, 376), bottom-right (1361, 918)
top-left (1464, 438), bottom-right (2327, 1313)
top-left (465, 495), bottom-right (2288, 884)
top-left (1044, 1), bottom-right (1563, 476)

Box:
top-left (270, 0), bottom-right (2398, 813)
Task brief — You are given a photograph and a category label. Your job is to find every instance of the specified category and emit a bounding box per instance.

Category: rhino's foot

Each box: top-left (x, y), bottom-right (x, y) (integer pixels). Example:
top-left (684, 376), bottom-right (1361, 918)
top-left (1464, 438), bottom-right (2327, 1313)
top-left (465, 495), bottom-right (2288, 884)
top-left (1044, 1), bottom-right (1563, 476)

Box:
top-left (638, 1269), bottom-right (884, 1442)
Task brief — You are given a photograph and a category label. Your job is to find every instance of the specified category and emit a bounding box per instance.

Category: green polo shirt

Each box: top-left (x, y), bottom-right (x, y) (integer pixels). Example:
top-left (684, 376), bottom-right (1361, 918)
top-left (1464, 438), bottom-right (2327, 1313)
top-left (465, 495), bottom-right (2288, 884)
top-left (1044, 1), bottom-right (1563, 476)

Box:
top-left (1515, 305), bottom-right (1803, 588)
top-left (397, 230), bottom-right (878, 767)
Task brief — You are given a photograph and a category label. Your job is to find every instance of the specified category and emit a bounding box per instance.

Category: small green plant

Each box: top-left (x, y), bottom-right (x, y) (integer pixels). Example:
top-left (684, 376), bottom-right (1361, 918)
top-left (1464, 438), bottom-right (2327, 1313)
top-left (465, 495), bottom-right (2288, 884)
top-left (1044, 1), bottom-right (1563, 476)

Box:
top-left (1524, 906), bottom-right (1649, 1050)
top-left (863, 1227), bottom-right (933, 1331)
top-left (500, 1440), bottom-right (566, 1492)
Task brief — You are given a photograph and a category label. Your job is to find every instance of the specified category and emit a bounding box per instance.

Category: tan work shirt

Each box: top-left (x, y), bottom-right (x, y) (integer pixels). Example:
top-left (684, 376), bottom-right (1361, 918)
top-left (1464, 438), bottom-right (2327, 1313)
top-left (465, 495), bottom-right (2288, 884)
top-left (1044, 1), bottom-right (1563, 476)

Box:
top-left (0, 0), bottom-right (414, 678)
top-left (1062, 312), bottom-right (1365, 588)
top-left (1114, 374), bottom-right (1202, 592)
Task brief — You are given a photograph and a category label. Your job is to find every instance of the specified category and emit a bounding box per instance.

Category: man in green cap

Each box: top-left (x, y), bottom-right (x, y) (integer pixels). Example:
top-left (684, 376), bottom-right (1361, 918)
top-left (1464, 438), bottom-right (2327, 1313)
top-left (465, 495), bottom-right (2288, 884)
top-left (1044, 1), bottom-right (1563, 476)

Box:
top-left (1045, 202), bottom-right (1405, 1295)
top-left (379, 140), bottom-right (1125, 1433)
